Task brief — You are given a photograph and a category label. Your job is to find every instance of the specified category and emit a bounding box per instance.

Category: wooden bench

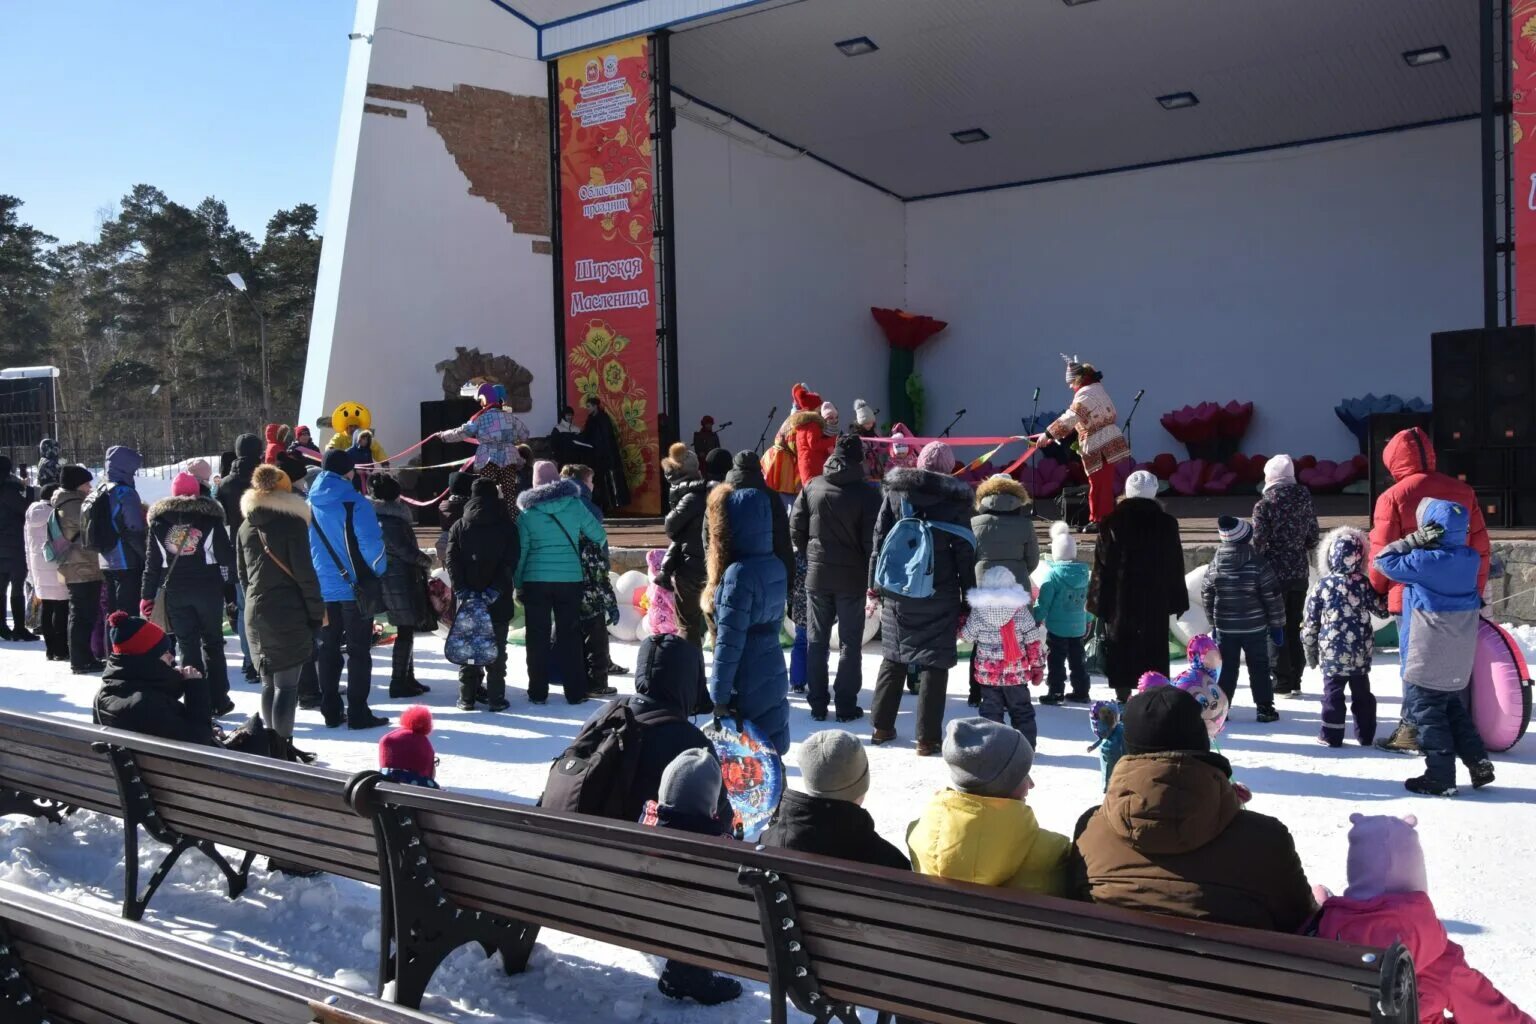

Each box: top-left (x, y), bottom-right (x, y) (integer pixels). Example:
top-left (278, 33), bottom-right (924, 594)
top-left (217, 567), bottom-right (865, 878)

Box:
top-left (0, 881), bottom-right (440, 1024)
top-left (0, 710), bottom-right (376, 919)
top-left (347, 771), bottom-right (1419, 1024)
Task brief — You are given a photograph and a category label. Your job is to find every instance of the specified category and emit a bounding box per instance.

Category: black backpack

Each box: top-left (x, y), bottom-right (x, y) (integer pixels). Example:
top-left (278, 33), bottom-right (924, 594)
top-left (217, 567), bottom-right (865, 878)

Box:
top-left (541, 701), bottom-right (680, 820)
top-left (80, 483), bottom-right (119, 553)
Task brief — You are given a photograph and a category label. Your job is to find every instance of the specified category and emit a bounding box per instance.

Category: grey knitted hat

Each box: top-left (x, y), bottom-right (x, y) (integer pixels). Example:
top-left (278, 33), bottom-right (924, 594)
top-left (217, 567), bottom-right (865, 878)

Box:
top-left (943, 718), bottom-right (1034, 799)
top-left (798, 730), bottom-right (870, 803)
top-left (657, 748), bottom-right (723, 819)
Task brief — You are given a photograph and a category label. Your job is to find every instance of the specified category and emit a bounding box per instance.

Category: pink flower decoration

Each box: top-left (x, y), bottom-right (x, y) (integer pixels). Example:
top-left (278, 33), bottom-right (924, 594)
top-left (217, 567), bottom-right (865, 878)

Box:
top-left (1020, 456), bottom-right (1068, 499)
top-left (1202, 464), bottom-right (1237, 494)
top-left (1147, 453), bottom-right (1180, 479)
top-left (1169, 459), bottom-right (1209, 496)
top-left (1215, 401), bottom-right (1254, 440)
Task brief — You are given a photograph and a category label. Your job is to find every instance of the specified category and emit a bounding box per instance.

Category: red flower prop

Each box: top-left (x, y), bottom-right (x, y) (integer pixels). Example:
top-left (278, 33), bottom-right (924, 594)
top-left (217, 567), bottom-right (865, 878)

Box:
top-left (1161, 400), bottom-right (1254, 461)
top-left (1227, 453), bottom-right (1268, 485)
top-left (1297, 456), bottom-right (1368, 494)
top-left (1295, 454), bottom-right (1318, 473)
top-left (1018, 456), bottom-right (1069, 500)
top-left (1146, 453), bottom-right (1180, 480)
top-left (872, 307), bottom-right (948, 432)
top-left (1168, 459), bottom-right (1237, 496)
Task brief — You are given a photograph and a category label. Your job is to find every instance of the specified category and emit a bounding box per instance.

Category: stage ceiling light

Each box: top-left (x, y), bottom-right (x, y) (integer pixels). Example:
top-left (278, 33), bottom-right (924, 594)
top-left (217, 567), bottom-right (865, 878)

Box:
top-left (1402, 45), bottom-right (1450, 67)
top-left (1061, 0), bottom-right (1101, 5)
top-left (951, 128), bottom-right (990, 144)
top-left (835, 36), bottom-right (878, 57)
top-left (1157, 92), bottom-right (1200, 110)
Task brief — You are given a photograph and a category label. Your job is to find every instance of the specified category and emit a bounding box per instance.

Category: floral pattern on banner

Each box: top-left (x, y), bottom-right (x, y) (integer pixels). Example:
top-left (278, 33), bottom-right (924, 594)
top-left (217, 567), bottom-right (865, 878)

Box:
top-left (558, 37), bottom-right (661, 513)
top-left (1515, 1), bottom-right (1536, 323)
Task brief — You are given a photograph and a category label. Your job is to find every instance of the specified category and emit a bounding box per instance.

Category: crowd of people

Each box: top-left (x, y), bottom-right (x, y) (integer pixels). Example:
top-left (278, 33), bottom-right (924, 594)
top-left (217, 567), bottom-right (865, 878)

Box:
top-left (0, 378), bottom-right (1527, 1018)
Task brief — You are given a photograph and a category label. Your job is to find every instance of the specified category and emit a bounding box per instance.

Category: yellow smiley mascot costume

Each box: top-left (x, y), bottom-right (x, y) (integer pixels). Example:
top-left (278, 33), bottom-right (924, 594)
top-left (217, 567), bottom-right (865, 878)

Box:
top-left (326, 401), bottom-right (387, 463)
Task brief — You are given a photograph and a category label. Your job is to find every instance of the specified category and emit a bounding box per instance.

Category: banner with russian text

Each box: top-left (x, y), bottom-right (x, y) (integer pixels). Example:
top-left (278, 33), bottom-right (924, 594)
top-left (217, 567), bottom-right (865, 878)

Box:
top-left (1516, 1), bottom-right (1536, 323)
top-left (558, 37), bottom-right (661, 514)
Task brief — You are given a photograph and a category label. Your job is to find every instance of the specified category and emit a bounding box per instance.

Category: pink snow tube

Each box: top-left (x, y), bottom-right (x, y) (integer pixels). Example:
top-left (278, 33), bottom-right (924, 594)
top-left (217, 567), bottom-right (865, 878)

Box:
top-left (1469, 619), bottom-right (1532, 753)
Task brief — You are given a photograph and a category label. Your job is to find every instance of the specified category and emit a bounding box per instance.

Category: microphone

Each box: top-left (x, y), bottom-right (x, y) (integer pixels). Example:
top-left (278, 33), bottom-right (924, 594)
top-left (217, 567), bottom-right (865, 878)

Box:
top-left (767, 405), bottom-right (777, 419)
top-left (716, 420), bottom-right (734, 430)
top-left (955, 408), bottom-right (967, 416)
top-left (1134, 389), bottom-right (1146, 401)
top-left (1032, 387), bottom-right (1041, 402)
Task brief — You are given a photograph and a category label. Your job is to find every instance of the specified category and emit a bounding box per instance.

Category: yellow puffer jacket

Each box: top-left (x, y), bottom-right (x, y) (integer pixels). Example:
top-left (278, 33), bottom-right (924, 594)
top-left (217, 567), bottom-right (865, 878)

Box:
top-left (907, 789), bottom-right (1070, 896)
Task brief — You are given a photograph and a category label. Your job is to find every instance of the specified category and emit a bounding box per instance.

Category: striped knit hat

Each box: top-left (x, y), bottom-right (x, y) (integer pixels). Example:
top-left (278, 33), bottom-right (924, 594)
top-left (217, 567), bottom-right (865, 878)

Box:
top-left (107, 611), bottom-right (173, 659)
top-left (1217, 515), bottom-right (1252, 544)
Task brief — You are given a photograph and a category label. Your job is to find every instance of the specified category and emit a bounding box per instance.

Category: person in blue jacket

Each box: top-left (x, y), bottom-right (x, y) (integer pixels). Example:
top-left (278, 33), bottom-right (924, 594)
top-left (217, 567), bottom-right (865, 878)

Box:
top-left (705, 484), bottom-right (790, 754)
top-left (1372, 498), bottom-right (1493, 797)
top-left (308, 449), bottom-right (389, 730)
top-left (1036, 522), bottom-right (1093, 705)
top-left (97, 445), bottom-right (148, 615)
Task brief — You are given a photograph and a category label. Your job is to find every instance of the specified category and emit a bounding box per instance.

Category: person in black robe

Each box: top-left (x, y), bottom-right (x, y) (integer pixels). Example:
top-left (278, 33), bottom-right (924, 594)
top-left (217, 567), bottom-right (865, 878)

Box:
top-left (580, 397), bottom-right (630, 512)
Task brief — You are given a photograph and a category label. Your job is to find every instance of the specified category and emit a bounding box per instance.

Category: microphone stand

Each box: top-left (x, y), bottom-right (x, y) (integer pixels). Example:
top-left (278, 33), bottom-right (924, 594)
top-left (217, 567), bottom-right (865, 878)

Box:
top-left (755, 407), bottom-right (777, 455)
top-left (940, 410), bottom-right (966, 438)
top-left (1122, 389), bottom-right (1146, 450)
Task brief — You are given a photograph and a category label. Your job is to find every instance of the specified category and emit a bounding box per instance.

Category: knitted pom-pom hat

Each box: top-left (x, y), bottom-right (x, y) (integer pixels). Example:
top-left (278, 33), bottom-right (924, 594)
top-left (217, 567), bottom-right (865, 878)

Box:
top-left (379, 706), bottom-right (436, 780)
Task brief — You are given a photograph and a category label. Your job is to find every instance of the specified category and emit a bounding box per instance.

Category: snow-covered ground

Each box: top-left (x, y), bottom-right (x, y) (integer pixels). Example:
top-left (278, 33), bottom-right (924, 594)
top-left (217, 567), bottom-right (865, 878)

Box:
top-left (1, 629), bottom-right (1533, 1021)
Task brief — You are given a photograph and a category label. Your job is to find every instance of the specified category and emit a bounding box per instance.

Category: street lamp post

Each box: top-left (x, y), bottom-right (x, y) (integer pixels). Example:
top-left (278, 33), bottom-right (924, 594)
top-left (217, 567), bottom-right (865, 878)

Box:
top-left (226, 273), bottom-right (271, 420)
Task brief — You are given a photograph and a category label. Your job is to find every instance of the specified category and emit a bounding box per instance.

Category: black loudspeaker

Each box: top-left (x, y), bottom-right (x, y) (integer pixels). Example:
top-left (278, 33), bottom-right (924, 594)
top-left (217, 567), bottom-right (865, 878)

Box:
top-left (1438, 449), bottom-right (1508, 491)
top-left (1475, 489), bottom-right (1511, 530)
top-left (1367, 412), bottom-right (1434, 514)
top-left (419, 399), bottom-right (479, 469)
top-left (1431, 326), bottom-right (1536, 448)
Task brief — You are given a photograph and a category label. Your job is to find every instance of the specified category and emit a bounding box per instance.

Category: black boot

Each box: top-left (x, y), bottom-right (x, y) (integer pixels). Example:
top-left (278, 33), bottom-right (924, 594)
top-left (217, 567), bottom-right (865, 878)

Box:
top-left (657, 962), bottom-right (742, 1006)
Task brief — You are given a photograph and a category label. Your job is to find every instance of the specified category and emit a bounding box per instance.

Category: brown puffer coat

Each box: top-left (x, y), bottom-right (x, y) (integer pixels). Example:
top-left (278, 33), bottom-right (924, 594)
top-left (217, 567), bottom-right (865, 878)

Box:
top-left (1069, 752), bottom-right (1314, 933)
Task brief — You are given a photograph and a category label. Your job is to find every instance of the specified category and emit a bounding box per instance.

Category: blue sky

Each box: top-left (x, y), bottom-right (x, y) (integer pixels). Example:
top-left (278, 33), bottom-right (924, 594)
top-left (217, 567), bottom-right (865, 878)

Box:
top-left (2, 0), bottom-right (356, 244)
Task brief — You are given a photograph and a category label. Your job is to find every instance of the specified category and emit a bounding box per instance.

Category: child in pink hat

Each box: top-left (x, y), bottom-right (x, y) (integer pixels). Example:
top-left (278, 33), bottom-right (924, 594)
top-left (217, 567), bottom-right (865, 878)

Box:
top-left (1315, 814), bottom-right (1532, 1023)
top-left (378, 706), bottom-right (440, 789)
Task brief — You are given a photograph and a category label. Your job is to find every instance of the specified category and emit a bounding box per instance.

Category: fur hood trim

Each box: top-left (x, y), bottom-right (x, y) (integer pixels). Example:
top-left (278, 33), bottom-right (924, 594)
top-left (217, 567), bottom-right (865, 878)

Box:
top-left (974, 474), bottom-right (1028, 504)
top-left (964, 582), bottom-right (1030, 609)
top-left (517, 477), bottom-right (579, 511)
top-left (148, 495), bottom-right (225, 523)
top-left (1318, 525), bottom-right (1369, 578)
top-left (240, 488), bottom-right (311, 523)
top-left (372, 499), bottom-right (413, 523)
top-left (787, 410), bottom-right (826, 433)
top-left (883, 466), bottom-right (974, 503)
top-left (703, 484), bottom-right (734, 614)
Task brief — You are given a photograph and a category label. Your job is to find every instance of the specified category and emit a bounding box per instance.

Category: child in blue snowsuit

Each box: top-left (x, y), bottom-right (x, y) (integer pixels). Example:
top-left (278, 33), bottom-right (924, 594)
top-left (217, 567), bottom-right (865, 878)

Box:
top-left (1372, 499), bottom-right (1493, 796)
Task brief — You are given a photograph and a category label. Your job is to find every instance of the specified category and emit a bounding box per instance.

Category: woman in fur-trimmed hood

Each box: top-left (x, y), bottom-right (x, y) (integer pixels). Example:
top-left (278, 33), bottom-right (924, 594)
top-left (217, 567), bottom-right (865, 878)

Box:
top-left (705, 483), bottom-right (790, 754)
top-left (869, 443), bottom-right (978, 754)
top-left (972, 473), bottom-right (1038, 584)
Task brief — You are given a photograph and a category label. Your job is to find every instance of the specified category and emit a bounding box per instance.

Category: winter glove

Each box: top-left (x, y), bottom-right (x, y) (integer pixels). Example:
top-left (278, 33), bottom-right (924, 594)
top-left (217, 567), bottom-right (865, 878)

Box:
top-left (865, 589), bottom-right (881, 618)
top-left (1305, 646), bottom-right (1319, 671)
top-left (139, 600), bottom-right (155, 618)
top-left (1270, 628), bottom-right (1285, 649)
top-left (1402, 522), bottom-right (1445, 550)
top-left (710, 702), bottom-right (738, 730)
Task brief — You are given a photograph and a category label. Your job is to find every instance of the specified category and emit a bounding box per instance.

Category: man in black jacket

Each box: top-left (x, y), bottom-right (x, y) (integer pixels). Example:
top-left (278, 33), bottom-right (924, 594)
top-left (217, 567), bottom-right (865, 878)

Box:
top-left (445, 479), bottom-right (519, 711)
top-left (141, 473), bottom-right (236, 718)
top-left (215, 432), bottom-right (264, 686)
top-left (760, 729), bottom-right (909, 870)
top-left (792, 435), bottom-right (878, 721)
top-left (661, 446), bottom-right (710, 648)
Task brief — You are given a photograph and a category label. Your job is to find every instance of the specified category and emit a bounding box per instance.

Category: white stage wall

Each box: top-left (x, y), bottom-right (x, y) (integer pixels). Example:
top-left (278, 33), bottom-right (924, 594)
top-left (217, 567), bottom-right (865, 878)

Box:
top-left (671, 102), bottom-right (906, 447)
top-left (301, 0), bottom-right (555, 454)
top-left (904, 119), bottom-right (1482, 460)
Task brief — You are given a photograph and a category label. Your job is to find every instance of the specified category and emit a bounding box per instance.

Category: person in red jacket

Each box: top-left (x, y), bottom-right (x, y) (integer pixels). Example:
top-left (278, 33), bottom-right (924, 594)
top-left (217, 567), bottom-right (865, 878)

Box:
top-left (786, 383), bottom-right (837, 486)
top-left (263, 423), bottom-right (291, 465)
top-left (1368, 426), bottom-right (1490, 754)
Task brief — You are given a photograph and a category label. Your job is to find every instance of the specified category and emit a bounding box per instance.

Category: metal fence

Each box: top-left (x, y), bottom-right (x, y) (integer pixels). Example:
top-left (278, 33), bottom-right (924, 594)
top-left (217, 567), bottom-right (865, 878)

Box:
top-left (0, 407), bottom-right (267, 478)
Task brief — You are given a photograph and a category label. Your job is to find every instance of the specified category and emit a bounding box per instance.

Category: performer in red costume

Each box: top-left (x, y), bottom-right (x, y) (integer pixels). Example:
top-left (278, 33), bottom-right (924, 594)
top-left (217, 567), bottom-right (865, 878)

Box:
top-left (1037, 354), bottom-right (1132, 530)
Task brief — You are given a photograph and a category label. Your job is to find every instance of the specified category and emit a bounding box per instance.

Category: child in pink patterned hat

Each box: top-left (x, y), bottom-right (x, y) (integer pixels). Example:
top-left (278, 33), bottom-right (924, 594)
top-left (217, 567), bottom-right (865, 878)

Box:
top-left (644, 548), bottom-right (680, 636)
top-left (1316, 815), bottom-right (1532, 1024)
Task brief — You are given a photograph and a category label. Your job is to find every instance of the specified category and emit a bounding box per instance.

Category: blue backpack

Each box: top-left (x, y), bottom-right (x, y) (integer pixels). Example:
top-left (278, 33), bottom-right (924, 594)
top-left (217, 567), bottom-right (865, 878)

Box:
top-left (874, 499), bottom-right (975, 599)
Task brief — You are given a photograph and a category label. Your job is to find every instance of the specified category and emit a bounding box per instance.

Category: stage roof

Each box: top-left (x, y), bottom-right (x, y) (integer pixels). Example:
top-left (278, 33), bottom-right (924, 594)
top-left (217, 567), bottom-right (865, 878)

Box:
top-left (657, 0), bottom-right (1478, 201)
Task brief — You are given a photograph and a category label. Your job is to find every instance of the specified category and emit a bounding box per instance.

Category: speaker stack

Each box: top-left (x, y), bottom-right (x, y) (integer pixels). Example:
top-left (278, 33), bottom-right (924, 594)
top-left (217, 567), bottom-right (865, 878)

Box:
top-left (1429, 326), bottom-right (1536, 528)
top-left (415, 398), bottom-right (480, 526)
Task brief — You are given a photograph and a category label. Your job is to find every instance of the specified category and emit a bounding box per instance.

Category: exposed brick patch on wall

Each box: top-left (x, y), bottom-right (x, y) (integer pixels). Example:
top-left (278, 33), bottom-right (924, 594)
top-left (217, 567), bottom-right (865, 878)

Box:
top-left (367, 83), bottom-right (551, 238)
top-left (364, 103), bottom-right (407, 118)
top-left (530, 240), bottom-right (552, 255)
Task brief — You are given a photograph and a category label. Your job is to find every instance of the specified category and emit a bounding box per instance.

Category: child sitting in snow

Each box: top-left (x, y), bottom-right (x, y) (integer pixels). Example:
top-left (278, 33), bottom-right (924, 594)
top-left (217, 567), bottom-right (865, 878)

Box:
top-left (640, 749), bottom-right (741, 1006)
top-left (1314, 814), bottom-right (1533, 1023)
top-left (1036, 521), bottom-right (1092, 705)
top-left (93, 612), bottom-right (214, 746)
top-left (960, 566), bottom-right (1046, 747)
top-left (1302, 526), bottom-right (1387, 748)
top-left (378, 706), bottom-right (440, 789)
top-left (1372, 499), bottom-right (1492, 796)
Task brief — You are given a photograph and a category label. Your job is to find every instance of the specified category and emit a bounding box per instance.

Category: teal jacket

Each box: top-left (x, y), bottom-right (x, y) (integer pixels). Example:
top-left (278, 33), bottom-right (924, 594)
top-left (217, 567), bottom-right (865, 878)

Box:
top-left (514, 479), bottom-right (606, 586)
top-left (1034, 559), bottom-right (1091, 638)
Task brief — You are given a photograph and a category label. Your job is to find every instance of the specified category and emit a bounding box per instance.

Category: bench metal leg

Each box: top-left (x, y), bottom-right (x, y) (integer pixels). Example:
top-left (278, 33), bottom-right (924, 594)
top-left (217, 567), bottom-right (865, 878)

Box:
top-left (93, 743), bottom-right (252, 921)
top-left (0, 789), bottom-right (74, 825)
top-left (0, 920), bottom-right (51, 1024)
top-left (739, 865), bottom-right (862, 1024)
top-left (347, 772), bottom-right (539, 1010)
top-left (1370, 942), bottom-right (1418, 1023)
